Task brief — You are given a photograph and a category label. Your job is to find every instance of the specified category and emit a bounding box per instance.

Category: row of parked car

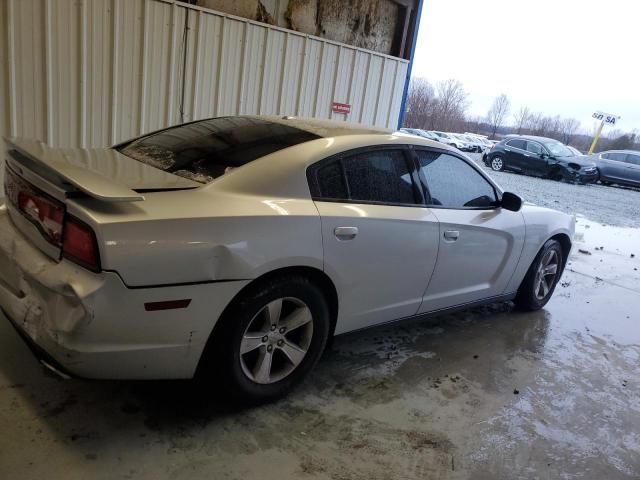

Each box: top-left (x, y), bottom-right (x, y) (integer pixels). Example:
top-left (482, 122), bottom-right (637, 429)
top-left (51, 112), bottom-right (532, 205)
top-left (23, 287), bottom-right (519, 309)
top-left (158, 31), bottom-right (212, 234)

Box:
top-left (399, 128), bottom-right (496, 153)
top-left (482, 135), bottom-right (640, 187)
top-left (400, 128), bottom-right (640, 188)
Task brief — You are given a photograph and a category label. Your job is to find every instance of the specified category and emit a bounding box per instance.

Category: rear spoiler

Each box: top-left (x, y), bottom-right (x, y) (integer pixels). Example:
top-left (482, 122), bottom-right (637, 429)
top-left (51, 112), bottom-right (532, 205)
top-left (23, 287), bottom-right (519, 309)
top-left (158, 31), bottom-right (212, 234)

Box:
top-left (5, 138), bottom-right (144, 202)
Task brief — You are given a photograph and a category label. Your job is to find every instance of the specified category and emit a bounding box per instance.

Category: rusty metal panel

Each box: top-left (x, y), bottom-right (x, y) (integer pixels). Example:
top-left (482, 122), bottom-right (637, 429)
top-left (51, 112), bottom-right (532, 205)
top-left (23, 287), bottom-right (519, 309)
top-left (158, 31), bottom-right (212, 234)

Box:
top-left (0, 0), bottom-right (409, 151)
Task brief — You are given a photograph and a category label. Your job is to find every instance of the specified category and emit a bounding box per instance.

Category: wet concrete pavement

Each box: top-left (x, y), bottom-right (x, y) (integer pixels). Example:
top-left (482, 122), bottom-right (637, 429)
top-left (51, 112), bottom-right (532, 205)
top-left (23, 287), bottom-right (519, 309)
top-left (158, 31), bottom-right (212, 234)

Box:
top-left (1, 216), bottom-right (639, 479)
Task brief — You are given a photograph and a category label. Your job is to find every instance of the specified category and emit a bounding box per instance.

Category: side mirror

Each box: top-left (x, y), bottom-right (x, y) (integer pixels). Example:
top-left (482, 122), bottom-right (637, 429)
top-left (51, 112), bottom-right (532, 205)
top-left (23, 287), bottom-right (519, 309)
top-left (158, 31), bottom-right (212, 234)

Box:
top-left (540, 153), bottom-right (549, 159)
top-left (501, 192), bottom-right (523, 212)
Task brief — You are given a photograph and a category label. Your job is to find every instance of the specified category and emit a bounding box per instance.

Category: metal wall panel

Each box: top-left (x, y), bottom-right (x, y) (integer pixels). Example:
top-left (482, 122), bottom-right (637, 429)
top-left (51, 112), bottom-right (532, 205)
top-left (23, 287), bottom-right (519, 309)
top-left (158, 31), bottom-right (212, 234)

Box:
top-left (1, 0), bottom-right (409, 146)
top-left (0, 0), bottom-right (8, 141)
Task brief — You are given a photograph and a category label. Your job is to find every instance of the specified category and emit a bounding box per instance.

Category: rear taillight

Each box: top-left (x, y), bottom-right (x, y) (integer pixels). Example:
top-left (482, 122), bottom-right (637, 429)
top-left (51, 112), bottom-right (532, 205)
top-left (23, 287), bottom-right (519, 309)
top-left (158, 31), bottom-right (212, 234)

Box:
top-left (17, 191), bottom-right (65, 245)
top-left (62, 216), bottom-right (101, 272)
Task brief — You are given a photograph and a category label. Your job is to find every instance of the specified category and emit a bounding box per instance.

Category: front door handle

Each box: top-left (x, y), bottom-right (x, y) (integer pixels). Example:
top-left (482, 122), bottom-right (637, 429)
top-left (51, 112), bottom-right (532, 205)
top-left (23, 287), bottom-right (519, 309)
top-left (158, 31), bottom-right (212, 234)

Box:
top-left (334, 226), bottom-right (358, 240)
top-left (443, 230), bottom-right (459, 242)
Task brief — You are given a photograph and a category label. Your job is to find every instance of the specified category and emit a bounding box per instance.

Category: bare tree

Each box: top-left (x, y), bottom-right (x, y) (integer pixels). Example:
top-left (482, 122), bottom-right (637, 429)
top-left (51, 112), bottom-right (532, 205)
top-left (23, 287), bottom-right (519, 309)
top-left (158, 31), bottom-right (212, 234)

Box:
top-left (434, 79), bottom-right (469, 131)
top-left (486, 94), bottom-right (510, 138)
top-left (559, 118), bottom-right (580, 145)
top-left (402, 78), bottom-right (436, 130)
top-left (513, 106), bottom-right (530, 134)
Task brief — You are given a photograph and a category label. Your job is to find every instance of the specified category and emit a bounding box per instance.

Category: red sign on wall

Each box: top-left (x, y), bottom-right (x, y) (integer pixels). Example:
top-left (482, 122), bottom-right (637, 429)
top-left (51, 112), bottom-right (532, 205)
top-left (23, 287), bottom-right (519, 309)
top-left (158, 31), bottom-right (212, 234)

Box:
top-left (331, 102), bottom-right (351, 114)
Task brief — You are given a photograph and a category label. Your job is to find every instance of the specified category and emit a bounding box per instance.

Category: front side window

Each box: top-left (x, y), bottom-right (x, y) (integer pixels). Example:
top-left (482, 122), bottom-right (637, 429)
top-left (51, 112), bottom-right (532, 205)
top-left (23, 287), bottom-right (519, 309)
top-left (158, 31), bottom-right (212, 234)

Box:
top-left (627, 154), bottom-right (640, 165)
top-left (507, 139), bottom-right (526, 150)
top-left (526, 141), bottom-right (543, 154)
top-left (311, 149), bottom-right (417, 205)
top-left (608, 152), bottom-right (627, 162)
top-left (417, 151), bottom-right (497, 208)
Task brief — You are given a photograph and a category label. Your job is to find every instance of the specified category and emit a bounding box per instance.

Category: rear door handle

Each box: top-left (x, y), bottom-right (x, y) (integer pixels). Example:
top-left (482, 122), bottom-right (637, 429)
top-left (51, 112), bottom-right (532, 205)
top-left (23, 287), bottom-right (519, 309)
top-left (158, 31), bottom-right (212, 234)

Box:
top-left (443, 230), bottom-right (459, 242)
top-left (334, 226), bottom-right (358, 240)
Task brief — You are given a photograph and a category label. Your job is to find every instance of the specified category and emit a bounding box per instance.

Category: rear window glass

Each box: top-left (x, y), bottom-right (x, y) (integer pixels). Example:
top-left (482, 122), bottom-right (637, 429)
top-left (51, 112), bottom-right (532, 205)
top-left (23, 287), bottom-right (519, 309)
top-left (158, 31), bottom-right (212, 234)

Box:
top-left (117, 117), bottom-right (320, 183)
top-left (506, 139), bottom-right (526, 149)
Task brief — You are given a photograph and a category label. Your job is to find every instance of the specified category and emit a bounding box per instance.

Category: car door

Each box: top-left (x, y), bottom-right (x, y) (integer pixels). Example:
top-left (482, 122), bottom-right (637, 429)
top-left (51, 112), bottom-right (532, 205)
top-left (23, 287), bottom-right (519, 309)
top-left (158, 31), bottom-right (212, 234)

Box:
top-left (598, 152), bottom-right (630, 182)
top-left (413, 149), bottom-right (526, 313)
top-left (624, 153), bottom-right (640, 185)
top-left (503, 139), bottom-right (528, 172)
top-left (309, 146), bottom-right (440, 334)
top-left (524, 140), bottom-right (549, 176)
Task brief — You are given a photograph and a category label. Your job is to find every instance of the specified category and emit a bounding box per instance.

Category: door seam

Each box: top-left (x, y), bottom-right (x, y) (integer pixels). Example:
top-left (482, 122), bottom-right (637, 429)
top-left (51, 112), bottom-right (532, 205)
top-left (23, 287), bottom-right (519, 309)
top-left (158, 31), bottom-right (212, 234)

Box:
top-left (416, 208), bottom-right (441, 314)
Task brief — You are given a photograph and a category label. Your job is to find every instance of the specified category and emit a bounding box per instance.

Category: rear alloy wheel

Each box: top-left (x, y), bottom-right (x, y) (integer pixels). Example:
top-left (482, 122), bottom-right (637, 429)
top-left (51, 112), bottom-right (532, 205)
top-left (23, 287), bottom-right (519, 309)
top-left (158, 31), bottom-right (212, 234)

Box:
top-left (515, 239), bottom-right (564, 311)
top-left (239, 297), bottom-right (314, 384)
top-left (490, 156), bottom-right (504, 171)
top-left (199, 276), bottom-right (330, 404)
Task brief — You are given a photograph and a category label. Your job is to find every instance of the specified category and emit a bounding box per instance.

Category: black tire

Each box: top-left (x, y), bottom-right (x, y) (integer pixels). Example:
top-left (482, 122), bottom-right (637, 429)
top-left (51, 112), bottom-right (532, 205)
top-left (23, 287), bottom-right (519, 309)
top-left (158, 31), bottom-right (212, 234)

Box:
top-left (489, 155), bottom-right (505, 171)
top-left (197, 275), bottom-right (330, 405)
top-left (547, 167), bottom-right (564, 182)
top-left (515, 239), bottom-right (565, 311)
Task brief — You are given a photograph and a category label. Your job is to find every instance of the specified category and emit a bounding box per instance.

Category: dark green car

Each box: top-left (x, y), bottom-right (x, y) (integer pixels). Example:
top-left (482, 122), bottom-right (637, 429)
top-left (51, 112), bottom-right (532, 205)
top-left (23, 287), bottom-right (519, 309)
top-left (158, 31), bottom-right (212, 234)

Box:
top-left (483, 135), bottom-right (598, 184)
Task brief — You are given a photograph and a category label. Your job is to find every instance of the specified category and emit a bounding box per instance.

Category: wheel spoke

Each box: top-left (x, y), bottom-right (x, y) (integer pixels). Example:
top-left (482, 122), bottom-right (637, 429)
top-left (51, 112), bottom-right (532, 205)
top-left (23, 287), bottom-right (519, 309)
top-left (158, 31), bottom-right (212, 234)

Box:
top-left (280, 340), bottom-right (307, 367)
top-left (253, 349), bottom-right (273, 383)
top-left (542, 250), bottom-right (557, 267)
top-left (240, 334), bottom-right (264, 355)
top-left (544, 263), bottom-right (558, 275)
top-left (535, 276), bottom-right (543, 298)
top-left (280, 306), bottom-right (312, 332)
top-left (266, 299), bottom-right (283, 326)
top-left (541, 278), bottom-right (550, 297)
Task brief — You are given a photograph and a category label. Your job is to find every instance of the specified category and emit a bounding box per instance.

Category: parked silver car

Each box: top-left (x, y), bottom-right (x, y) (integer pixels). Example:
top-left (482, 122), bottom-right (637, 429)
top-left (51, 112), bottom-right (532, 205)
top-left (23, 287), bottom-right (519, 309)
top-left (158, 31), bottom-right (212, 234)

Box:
top-left (1, 116), bottom-right (574, 403)
top-left (589, 150), bottom-right (640, 187)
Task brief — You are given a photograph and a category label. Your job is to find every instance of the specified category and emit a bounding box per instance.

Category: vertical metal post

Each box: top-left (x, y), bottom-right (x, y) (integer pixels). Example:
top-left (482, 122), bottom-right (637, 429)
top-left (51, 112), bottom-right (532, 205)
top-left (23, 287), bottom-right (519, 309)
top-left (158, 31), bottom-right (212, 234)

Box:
top-left (589, 121), bottom-right (605, 155)
top-left (397, 0), bottom-right (424, 129)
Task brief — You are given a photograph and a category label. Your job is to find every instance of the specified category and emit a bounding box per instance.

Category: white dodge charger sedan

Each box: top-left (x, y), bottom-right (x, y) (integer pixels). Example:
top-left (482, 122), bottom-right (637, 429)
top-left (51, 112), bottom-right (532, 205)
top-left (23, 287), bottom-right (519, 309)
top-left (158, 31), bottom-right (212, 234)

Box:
top-left (0, 116), bottom-right (574, 403)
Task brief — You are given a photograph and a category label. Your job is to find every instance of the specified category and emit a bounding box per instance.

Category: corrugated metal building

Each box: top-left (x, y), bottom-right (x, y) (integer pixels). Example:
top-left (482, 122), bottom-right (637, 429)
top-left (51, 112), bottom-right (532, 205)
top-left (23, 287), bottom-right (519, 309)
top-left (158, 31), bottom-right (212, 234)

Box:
top-left (0, 0), bottom-right (418, 191)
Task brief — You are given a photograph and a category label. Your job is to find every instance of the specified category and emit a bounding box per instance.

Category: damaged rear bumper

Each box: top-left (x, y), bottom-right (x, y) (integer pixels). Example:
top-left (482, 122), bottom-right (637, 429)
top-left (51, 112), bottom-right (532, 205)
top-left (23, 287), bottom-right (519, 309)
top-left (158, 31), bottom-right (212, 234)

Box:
top-left (0, 204), bottom-right (248, 380)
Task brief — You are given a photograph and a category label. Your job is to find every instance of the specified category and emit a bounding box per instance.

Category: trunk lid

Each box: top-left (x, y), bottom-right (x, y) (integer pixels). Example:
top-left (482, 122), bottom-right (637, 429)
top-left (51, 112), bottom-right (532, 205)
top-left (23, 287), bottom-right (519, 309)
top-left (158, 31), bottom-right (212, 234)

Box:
top-left (3, 138), bottom-right (199, 263)
top-left (7, 139), bottom-right (200, 199)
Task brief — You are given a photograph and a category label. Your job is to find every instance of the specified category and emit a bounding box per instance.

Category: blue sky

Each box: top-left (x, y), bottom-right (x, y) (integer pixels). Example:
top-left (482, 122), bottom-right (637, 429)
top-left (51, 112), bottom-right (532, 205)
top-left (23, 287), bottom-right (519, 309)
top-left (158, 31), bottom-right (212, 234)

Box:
top-left (411, 0), bottom-right (640, 133)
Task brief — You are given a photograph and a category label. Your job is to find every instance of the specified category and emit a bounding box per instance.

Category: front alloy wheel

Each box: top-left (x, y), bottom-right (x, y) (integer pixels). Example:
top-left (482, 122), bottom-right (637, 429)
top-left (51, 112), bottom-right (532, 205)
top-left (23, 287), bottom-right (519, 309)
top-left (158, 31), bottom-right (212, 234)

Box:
top-left (533, 250), bottom-right (559, 300)
top-left (515, 239), bottom-right (564, 311)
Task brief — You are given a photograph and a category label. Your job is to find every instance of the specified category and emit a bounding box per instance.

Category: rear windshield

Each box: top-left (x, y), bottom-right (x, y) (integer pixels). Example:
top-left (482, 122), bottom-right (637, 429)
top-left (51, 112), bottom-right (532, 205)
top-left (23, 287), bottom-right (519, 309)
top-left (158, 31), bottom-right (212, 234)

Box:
top-left (117, 117), bottom-right (320, 183)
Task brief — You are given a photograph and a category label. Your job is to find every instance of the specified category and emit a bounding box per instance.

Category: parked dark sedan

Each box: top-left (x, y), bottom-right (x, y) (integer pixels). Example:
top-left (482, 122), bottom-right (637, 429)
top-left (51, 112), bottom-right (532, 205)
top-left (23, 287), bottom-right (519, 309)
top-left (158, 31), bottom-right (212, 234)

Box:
top-left (483, 135), bottom-right (598, 184)
top-left (588, 150), bottom-right (640, 187)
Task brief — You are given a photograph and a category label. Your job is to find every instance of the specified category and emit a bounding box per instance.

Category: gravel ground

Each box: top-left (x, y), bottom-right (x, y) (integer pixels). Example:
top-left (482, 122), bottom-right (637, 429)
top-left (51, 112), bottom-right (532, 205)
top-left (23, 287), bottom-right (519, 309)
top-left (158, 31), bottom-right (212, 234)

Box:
top-left (467, 153), bottom-right (640, 228)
